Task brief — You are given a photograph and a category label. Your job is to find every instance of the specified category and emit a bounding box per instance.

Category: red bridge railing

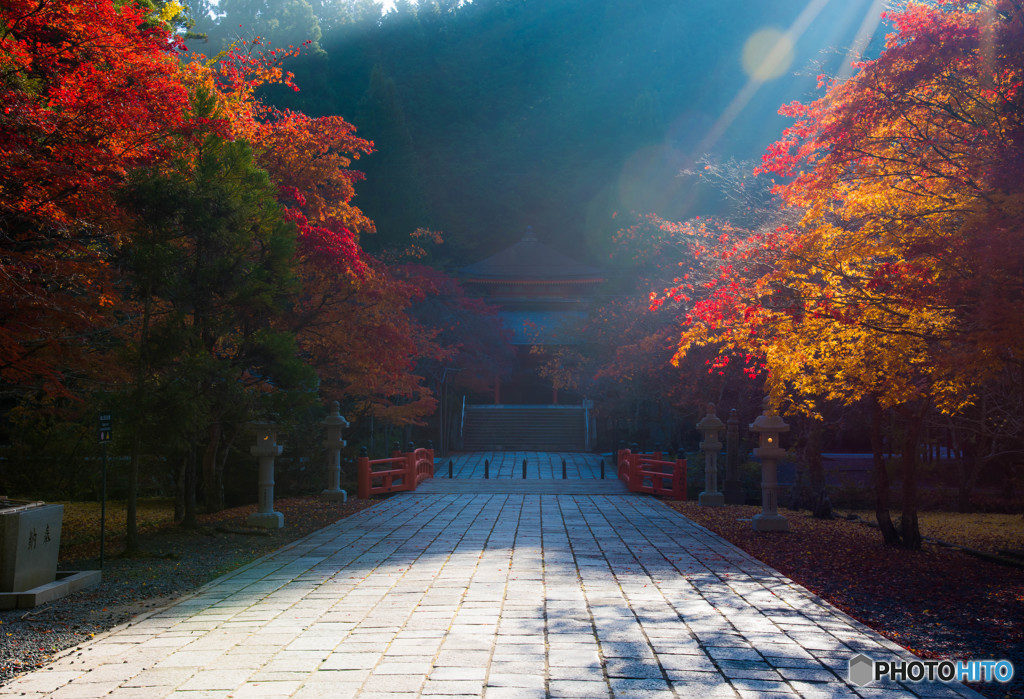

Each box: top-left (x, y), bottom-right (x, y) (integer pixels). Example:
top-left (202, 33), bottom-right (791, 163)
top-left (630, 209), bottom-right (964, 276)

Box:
top-left (357, 445), bottom-right (435, 499)
top-left (617, 448), bottom-right (687, 499)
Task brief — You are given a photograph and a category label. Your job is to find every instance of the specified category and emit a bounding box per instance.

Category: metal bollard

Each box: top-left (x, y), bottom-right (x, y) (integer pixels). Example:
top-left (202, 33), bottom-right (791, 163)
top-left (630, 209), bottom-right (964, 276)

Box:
top-left (600, 459), bottom-right (605, 479)
top-left (485, 459), bottom-right (489, 479)
top-left (522, 458), bottom-right (527, 479)
top-left (449, 459), bottom-right (453, 479)
top-left (562, 458), bottom-right (567, 479)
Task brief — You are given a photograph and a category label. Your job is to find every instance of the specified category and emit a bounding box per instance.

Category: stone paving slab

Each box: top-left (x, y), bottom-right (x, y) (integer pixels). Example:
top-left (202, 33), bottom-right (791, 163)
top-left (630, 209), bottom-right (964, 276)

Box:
top-left (1, 484), bottom-right (983, 698)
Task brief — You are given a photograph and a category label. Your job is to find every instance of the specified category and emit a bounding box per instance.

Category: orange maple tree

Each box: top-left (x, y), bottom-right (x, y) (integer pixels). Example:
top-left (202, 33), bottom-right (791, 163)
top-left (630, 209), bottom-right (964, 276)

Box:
top-left (661, 0), bottom-right (1024, 548)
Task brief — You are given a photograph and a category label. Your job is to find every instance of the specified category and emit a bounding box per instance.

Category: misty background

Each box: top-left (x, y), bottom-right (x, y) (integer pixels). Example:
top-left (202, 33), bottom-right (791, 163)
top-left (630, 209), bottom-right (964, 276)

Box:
top-left (186, 0), bottom-right (887, 265)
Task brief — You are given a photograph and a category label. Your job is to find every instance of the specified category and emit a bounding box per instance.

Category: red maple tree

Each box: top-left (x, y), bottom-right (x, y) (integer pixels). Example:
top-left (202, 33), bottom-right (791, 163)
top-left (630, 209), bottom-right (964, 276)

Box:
top-left (0, 0), bottom-right (189, 393)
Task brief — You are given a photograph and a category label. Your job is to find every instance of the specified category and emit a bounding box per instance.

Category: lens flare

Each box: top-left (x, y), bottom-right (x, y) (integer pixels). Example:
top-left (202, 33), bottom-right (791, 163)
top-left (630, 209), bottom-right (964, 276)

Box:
top-left (742, 27), bottom-right (794, 82)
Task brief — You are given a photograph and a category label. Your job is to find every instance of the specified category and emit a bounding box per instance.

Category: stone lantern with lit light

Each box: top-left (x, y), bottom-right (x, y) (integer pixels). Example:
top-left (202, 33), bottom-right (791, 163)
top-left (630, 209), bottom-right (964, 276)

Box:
top-left (248, 421), bottom-right (284, 529)
top-left (696, 403), bottom-right (725, 507)
top-left (748, 399), bottom-right (790, 532)
top-left (321, 401), bottom-right (349, 502)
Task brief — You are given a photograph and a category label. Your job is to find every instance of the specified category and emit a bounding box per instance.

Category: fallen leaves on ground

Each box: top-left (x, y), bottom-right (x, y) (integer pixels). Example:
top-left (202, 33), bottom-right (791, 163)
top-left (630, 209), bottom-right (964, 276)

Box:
top-left (59, 499), bottom-right (177, 548)
top-left (845, 509), bottom-right (1024, 556)
top-left (59, 496), bottom-right (377, 564)
top-left (669, 501), bottom-right (1023, 699)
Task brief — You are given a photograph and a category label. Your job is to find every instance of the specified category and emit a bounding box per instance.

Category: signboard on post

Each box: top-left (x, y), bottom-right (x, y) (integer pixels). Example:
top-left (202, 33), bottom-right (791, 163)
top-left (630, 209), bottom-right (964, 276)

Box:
top-left (98, 413), bottom-right (112, 444)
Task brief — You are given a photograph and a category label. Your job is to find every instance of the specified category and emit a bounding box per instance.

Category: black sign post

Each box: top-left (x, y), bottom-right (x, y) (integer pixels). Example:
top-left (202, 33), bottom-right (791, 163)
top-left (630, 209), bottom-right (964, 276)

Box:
top-left (98, 413), bottom-right (112, 568)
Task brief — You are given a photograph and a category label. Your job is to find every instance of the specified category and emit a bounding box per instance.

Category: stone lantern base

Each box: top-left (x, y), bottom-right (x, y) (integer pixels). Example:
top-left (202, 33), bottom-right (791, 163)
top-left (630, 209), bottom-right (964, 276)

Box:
top-left (247, 511), bottom-right (284, 529)
top-left (752, 512), bottom-right (790, 532)
top-left (698, 491), bottom-right (725, 507)
top-left (320, 488), bottom-right (348, 503)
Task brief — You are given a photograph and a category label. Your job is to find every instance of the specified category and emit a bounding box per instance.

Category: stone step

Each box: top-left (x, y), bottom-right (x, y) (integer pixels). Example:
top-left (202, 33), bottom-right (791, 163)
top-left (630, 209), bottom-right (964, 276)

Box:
top-left (462, 406), bottom-right (586, 451)
top-left (410, 478), bottom-right (629, 495)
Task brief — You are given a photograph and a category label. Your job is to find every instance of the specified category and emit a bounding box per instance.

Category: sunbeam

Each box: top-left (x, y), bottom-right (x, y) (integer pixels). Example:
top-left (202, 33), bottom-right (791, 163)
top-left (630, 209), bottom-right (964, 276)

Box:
top-left (835, 0), bottom-right (886, 82)
top-left (690, 0), bottom-right (833, 160)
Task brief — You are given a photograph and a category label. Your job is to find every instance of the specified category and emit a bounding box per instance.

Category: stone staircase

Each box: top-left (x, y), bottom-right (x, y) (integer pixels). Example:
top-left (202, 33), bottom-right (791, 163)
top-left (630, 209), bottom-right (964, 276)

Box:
top-left (461, 405), bottom-right (588, 451)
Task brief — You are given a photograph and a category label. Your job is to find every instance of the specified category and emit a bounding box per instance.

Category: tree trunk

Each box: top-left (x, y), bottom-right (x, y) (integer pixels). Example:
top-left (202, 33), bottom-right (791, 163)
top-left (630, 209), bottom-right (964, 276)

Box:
top-left (957, 435), bottom-right (978, 513)
top-left (956, 427), bottom-right (990, 514)
top-left (125, 438), bottom-right (141, 554)
top-left (202, 421), bottom-right (223, 513)
top-left (805, 419), bottom-right (831, 518)
top-left (870, 398), bottom-right (900, 546)
top-left (125, 290), bottom-right (153, 553)
top-left (174, 454), bottom-right (185, 522)
top-left (898, 405), bottom-right (924, 550)
top-left (182, 445), bottom-right (198, 529)
top-left (215, 429), bottom-right (236, 510)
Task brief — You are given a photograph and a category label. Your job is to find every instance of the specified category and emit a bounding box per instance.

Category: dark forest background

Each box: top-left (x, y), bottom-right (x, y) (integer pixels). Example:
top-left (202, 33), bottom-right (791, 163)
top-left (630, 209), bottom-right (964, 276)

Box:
top-left (185, 0), bottom-right (885, 265)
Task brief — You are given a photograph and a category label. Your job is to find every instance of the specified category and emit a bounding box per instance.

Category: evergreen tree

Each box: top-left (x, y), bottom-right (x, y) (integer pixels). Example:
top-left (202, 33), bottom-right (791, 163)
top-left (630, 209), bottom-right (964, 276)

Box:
top-left (120, 92), bottom-right (315, 528)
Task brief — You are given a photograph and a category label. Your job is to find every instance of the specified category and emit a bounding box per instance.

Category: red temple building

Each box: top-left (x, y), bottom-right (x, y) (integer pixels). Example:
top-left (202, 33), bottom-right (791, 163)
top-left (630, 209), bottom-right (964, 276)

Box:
top-left (458, 227), bottom-right (603, 450)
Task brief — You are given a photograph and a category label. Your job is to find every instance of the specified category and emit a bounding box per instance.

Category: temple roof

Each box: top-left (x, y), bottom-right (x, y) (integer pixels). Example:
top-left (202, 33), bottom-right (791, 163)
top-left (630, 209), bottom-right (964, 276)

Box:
top-left (460, 227), bottom-right (603, 282)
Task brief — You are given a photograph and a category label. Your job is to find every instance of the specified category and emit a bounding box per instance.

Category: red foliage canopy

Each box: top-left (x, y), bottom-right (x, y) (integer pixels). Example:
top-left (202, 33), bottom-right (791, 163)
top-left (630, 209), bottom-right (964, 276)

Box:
top-left (0, 0), bottom-right (189, 391)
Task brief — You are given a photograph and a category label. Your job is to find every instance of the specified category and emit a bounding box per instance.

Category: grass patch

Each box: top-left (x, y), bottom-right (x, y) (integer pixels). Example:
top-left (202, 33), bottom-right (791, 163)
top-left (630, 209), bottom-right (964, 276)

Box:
top-left (845, 509), bottom-right (1024, 555)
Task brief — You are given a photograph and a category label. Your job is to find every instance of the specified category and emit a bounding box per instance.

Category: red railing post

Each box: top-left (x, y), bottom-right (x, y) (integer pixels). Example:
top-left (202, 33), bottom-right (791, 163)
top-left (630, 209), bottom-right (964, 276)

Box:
top-left (357, 450), bottom-right (370, 500)
top-left (674, 455), bottom-right (687, 500)
top-left (631, 454), bottom-right (644, 491)
top-left (406, 451), bottom-right (417, 486)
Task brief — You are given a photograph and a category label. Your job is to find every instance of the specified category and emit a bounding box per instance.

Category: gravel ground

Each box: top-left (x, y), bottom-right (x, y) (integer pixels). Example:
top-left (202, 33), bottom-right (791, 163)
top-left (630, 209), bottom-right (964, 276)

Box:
top-left (0, 496), bottom-right (375, 686)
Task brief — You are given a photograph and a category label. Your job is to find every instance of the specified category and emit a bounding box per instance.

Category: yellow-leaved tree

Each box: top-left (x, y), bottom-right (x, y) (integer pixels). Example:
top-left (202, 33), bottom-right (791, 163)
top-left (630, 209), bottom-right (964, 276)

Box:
top-left (664, 0), bottom-right (1024, 549)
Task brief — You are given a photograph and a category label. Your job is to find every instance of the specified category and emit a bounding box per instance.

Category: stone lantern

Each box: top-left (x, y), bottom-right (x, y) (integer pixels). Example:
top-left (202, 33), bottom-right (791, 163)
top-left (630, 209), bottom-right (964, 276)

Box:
top-left (696, 403), bottom-right (725, 507)
top-left (723, 409), bottom-right (744, 505)
top-left (321, 401), bottom-right (349, 502)
top-left (248, 422), bottom-right (284, 529)
top-left (749, 399), bottom-right (790, 532)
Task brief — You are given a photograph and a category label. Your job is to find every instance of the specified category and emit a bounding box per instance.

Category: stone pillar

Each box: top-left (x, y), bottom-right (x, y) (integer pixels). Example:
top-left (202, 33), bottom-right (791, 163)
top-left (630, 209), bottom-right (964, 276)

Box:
top-left (696, 403), bottom-right (725, 507)
top-left (749, 400), bottom-right (790, 532)
top-left (321, 401), bottom-right (349, 502)
top-left (723, 409), bottom-right (744, 505)
top-left (247, 422), bottom-right (284, 529)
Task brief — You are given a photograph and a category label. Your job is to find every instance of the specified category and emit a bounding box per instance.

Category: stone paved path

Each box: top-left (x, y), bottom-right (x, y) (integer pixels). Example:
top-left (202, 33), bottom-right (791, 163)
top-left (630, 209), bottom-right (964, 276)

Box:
top-left (1, 453), bottom-right (981, 698)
